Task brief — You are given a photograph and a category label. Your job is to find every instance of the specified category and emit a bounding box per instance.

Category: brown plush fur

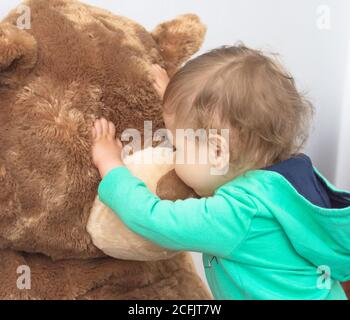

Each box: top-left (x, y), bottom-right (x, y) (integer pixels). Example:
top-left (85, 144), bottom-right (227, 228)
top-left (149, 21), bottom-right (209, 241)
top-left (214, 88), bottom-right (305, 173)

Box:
top-left (157, 169), bottom-right (199, 201)
top-left (343, 282), bottom-right (350, 298)
top-left (152, 14), bottom-right (207, 77)
top-left (0, 250), bottom-right (210, 300)
top-left (0, 0), bottom-right (210, 299)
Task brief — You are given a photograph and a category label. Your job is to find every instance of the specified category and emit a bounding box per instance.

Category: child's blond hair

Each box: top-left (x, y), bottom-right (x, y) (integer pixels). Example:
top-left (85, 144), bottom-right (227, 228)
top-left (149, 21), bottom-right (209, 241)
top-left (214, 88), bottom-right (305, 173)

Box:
top-left (163, 44), bottom-right (313, 173)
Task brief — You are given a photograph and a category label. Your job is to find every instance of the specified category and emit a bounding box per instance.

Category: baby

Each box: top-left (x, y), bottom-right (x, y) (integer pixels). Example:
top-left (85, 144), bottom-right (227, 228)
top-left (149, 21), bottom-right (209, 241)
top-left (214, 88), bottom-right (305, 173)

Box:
top-left (91, 45), bottom-right (350, 300)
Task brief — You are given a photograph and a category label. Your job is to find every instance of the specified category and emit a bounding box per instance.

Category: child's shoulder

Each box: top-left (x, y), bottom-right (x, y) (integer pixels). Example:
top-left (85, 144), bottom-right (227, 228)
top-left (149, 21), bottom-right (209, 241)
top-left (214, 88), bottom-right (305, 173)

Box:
top-left (218, 169), bottom-right (280, 193)
top-left (219, 153), bottom-right (350, 214)
top-left (219, 154), bottom-right (322, 199)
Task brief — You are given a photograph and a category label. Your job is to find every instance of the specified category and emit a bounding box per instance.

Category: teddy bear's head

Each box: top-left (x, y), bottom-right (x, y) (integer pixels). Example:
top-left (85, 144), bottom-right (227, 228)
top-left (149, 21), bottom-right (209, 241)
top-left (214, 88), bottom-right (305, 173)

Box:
top-left (0, 0), bottom-right (205, 260)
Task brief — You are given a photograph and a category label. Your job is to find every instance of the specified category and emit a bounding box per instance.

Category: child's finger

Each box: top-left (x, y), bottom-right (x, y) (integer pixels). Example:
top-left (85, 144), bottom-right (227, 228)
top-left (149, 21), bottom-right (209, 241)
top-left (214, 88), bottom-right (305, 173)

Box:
top-left (91, 126), bottom-right (96, 140)
top-left (100, 118), bottom-right (109, 135)
top-left (156, 64), bottom-right (166, 74)
top-left (159, 66), bottom-right (166, 74)
top-left (150, 66), bottom-right (159, 79)
top-left (151, 64), bottom-right (164, 76)
top-left (94, 119), bottom-right (102, 138)
top-left (108, 121), bottom-right (116, 137)
top-left (152, 64), bottom-right (160, 70)
top-left (116, 138), bottom-right (123, 149)
top-left (154, 84), bottom-right (163, 97)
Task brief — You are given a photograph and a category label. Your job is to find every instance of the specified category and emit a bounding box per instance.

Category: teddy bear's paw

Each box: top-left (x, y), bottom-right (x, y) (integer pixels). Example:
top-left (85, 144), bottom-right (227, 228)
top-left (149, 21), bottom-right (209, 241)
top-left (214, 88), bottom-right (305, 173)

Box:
top-left (87, 147), bottom-right (179, 261)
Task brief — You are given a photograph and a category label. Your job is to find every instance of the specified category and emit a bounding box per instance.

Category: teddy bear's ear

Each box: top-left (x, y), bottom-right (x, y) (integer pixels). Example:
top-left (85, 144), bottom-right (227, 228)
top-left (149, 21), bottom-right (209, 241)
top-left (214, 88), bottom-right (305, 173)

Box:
top-left (0, 23), bottom-right (37, 87)
top-left (152, 14), bottom-right (206, 77)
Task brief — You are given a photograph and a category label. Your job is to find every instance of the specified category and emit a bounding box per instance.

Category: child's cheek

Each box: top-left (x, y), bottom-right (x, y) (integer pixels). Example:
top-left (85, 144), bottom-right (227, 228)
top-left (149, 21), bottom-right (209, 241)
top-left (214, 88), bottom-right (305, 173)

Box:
top-left (174, 163), bottom-right (193, 189)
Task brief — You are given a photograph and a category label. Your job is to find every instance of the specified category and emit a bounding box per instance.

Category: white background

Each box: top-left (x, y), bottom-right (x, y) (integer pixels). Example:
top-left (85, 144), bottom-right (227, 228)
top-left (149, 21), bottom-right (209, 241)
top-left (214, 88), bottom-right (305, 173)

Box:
top-left (1, 0), bottom-right (349, 291)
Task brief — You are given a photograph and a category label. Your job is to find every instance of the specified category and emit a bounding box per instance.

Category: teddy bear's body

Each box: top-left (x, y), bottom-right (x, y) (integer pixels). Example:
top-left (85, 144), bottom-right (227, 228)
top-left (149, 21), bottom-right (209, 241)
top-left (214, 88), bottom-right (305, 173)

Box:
top-left (0, 249), bottom-right (210, 299)
top-left (0, 0), bottom-right (211, 299)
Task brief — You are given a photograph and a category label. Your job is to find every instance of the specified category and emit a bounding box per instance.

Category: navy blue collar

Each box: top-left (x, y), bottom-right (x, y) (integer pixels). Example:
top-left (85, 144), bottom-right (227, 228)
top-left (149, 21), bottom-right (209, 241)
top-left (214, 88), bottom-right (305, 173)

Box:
top-left (264, 154), bottom-right (349, 209)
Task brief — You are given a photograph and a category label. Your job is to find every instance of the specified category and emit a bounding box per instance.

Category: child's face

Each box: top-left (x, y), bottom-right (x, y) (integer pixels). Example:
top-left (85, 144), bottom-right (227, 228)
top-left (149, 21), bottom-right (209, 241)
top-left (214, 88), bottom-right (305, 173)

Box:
top-left (163, 113), bottom-right (231, 197)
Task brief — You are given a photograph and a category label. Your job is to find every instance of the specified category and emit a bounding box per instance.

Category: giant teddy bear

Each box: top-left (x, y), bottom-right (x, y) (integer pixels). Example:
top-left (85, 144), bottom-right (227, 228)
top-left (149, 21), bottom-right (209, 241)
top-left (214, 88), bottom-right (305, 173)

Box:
top-left (0, 0), bottom-right (212, 299)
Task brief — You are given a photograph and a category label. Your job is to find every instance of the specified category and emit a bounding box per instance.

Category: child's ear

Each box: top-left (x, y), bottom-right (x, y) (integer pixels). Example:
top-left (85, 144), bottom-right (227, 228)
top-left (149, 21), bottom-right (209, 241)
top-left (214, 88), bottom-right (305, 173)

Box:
top-left (0, 23), bottom-right (37, 87)
top-left (208, 133), bottom-right (230, 176)
top-left (152, 14), bottom-right (206, 77)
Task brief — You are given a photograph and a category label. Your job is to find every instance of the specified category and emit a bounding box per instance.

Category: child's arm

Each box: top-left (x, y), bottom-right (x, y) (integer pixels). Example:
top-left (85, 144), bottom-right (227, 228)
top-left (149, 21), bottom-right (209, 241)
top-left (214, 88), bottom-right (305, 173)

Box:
top-left (98, 166), bottom-right (258, 257)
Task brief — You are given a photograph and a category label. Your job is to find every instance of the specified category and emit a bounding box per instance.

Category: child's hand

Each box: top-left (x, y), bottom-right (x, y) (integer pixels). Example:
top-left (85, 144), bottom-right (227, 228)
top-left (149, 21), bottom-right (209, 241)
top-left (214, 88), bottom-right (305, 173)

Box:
top-left (151, 64), bottom-right (170, 100)
top-left (91, 118), bottom-right (124, 178)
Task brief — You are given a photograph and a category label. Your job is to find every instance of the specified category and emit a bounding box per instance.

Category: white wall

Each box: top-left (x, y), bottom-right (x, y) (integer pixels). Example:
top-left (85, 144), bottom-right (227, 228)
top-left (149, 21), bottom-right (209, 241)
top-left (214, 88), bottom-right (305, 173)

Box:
top-left (336, 33), bottom-right (350, 190)
top-left (1, 0), bottom-right (349, 292)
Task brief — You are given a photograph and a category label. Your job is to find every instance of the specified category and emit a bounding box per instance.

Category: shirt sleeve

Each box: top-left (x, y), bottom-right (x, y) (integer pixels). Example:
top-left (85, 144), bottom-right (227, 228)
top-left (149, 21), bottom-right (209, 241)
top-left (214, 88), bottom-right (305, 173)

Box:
top-left (98, 166), bottom-right (257, 257)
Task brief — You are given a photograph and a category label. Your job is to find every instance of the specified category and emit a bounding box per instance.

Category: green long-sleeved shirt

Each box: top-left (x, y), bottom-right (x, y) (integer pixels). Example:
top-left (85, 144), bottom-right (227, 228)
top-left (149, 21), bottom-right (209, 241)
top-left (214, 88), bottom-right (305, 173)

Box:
top-left (98, 161), bottom-right (350, 300)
